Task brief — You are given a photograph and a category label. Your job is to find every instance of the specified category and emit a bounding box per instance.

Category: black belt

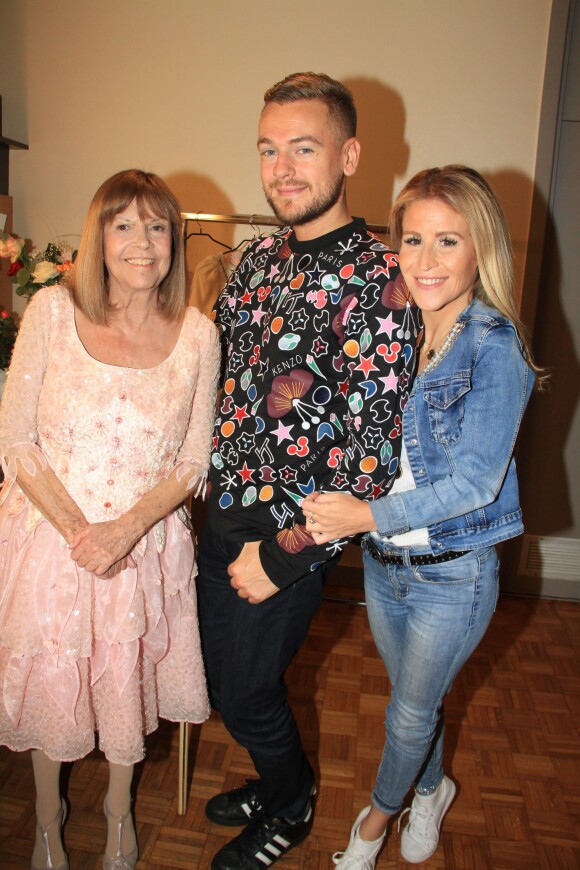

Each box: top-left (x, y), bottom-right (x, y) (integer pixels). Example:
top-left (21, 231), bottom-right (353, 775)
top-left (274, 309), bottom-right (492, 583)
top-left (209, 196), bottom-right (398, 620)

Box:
top-left (362, 537), bottom-right (468, 567)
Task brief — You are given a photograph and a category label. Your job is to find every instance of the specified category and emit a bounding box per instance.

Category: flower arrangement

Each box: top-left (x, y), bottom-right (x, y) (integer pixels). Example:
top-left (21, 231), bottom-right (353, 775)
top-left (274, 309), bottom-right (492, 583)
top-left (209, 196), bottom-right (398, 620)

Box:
top-left (0, 308), bottom-right (19, 370)
top-left (0, 233), bottom-right (77, 376)
top-left (0, 233), bottom-right (76, 302)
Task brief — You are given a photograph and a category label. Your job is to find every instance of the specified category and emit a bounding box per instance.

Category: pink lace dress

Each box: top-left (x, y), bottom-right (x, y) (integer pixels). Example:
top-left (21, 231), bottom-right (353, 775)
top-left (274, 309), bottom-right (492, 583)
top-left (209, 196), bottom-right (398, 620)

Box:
top-left (0, 287), bottom-right (220, 764)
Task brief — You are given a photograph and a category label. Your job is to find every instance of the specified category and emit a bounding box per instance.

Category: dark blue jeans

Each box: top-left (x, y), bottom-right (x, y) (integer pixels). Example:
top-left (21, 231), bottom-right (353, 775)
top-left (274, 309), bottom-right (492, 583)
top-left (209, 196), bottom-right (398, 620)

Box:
top-left (197, 523), bottom-right (334, 819)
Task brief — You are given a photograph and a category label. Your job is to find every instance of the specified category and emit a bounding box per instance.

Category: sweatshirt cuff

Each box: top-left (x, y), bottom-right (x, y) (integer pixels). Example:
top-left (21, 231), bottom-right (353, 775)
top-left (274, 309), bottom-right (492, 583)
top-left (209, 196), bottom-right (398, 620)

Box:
top-left (258, 539), bottom-right (296, 589)
top-left (258, 535), bottom-right (345, 590)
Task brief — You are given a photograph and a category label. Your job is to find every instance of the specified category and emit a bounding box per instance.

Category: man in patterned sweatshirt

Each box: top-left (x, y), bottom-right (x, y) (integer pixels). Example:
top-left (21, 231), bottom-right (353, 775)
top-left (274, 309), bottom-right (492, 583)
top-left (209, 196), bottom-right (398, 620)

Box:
top-left (197, 72), bottom-right (419, 870)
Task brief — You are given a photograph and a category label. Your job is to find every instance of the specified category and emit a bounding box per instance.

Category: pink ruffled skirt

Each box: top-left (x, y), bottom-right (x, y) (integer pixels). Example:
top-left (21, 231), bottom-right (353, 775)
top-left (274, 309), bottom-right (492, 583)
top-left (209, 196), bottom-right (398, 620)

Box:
top-left (0, 504), bottom-right (209, 764)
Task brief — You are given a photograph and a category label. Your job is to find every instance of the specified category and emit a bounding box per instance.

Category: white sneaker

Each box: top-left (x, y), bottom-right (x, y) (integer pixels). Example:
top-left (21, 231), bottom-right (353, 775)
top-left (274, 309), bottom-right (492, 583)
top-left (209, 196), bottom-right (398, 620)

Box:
top-left (399, 775), bottom-right (456, 863)
top-left (332, 805), bottom-right (385, 869)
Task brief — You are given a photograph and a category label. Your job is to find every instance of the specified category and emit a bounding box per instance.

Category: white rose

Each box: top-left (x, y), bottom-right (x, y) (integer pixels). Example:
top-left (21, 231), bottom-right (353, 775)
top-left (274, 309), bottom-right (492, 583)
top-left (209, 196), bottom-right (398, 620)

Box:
top-left (32, 260), bottom-right (59, 284)
top-left (0, 236), bottom-right (25, 263)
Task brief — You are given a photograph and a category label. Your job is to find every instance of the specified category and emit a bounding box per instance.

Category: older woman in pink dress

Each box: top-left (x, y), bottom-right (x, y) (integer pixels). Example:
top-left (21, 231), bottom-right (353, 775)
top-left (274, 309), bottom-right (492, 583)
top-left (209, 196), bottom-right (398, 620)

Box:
top-left (0, 169), bottom-right (220, 869)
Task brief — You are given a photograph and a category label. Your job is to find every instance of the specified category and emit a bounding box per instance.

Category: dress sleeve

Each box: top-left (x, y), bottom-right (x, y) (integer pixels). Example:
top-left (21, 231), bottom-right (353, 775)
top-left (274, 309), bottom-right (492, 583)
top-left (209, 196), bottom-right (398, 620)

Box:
top-left (173, 315), bottom-right (221, 496)
top-left (369, 325), bottom-right (533, 536)
top-left (0, 290), bottom-right (52, 487)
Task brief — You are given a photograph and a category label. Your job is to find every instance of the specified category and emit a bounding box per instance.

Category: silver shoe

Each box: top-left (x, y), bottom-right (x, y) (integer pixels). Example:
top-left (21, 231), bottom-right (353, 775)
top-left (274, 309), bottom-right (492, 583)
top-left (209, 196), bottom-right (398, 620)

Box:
top-left (102, 797), bottom-right (138, 870)
top-left (30, 798), bottom-right (69, 870)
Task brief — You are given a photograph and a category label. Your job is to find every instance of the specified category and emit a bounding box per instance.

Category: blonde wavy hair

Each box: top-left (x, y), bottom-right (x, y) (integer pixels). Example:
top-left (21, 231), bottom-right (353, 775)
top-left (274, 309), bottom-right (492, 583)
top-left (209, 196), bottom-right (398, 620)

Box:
top-left (390, 164), bottom-right (544, 381)
top-left (68, 169), bottom-right (186, 324)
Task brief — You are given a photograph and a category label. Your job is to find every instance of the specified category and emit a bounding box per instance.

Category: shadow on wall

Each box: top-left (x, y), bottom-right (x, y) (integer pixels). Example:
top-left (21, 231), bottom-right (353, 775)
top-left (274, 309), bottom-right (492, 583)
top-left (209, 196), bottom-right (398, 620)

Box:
top-left (516, 197), bottom-right (579, 537)
top-left (486, 169), bottom-right (537, 304)
top-left (496, 174), bottom-right (579, 587)
top-left (164, 170), bottom-right (236, 307)
top-left (342, 78), bottom-right (409, 233)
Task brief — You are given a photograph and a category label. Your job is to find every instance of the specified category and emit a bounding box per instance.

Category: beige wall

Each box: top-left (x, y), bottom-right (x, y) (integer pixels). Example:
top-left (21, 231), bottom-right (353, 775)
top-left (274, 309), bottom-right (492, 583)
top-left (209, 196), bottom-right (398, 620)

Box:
top-left (1, 0), bottom-right (551, 311)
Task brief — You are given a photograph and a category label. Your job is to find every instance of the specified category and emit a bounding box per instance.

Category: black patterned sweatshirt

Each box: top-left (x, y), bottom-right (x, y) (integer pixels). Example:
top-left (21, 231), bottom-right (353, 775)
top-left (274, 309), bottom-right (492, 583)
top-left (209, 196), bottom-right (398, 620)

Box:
top-left (208, 218), bottom-right (420, 588)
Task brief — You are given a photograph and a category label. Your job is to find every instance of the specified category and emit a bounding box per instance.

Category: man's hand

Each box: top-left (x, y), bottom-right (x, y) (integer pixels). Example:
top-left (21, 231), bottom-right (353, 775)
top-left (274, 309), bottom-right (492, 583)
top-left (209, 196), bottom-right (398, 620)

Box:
top-left (228, 541), bottom-right (279, 604)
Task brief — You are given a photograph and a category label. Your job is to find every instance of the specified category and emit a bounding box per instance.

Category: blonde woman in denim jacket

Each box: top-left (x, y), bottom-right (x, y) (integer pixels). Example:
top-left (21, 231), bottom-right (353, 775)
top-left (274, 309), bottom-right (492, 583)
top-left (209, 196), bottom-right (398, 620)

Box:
top-left (303, 166), bottom-right (542, 867)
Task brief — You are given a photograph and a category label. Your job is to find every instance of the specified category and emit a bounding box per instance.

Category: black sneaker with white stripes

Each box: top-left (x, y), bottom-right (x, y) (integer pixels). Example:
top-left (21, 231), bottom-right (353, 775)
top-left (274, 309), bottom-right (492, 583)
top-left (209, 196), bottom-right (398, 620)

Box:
top-left (210, 798), bottom-right (315, 869)
top-left (206, 780), bottom-right (263, 827)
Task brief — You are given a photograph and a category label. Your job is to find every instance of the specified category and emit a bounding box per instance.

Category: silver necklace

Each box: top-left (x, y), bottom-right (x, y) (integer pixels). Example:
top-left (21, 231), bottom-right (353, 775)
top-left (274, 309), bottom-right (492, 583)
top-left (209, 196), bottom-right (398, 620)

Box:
top-left (420, 321), bottom-right (464, 375)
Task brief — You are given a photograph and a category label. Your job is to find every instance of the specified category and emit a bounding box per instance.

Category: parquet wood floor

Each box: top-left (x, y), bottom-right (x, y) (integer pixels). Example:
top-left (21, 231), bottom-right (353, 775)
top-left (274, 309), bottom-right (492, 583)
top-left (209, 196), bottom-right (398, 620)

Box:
top-left (0, 584), bottom-right (578, 869)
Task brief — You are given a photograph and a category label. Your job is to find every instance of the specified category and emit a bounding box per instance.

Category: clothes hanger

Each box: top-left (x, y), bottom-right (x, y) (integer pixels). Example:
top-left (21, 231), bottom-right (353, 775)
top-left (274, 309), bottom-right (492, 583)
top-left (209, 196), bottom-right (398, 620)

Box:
top-left (185, 217), bottom-right (233, 250)
top-left (226, 216), bottom-right (266, 254)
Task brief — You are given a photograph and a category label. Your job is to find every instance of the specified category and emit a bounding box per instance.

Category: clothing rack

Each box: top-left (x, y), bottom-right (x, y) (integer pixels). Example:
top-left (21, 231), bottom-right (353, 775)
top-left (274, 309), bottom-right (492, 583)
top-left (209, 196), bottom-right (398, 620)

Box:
top-left (181, 211), bottom-right (388, 235)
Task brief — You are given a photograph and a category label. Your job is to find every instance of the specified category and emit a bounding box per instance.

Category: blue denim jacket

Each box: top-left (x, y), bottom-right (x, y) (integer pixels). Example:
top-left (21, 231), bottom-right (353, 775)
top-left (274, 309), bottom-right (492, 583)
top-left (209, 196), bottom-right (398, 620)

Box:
top-left (370, 298), bottom-right (534, 551)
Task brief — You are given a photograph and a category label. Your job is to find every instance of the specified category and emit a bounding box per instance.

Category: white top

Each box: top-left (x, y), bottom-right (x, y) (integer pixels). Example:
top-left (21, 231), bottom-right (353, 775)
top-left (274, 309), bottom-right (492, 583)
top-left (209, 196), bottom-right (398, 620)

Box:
top-left (372, 440), bottom-right (429, 547)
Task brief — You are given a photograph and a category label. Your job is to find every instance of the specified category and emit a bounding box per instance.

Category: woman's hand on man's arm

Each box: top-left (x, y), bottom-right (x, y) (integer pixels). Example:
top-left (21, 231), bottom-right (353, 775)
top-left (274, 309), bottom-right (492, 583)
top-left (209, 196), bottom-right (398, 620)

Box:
top-left (301, 491), bottom-right (377, 544)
